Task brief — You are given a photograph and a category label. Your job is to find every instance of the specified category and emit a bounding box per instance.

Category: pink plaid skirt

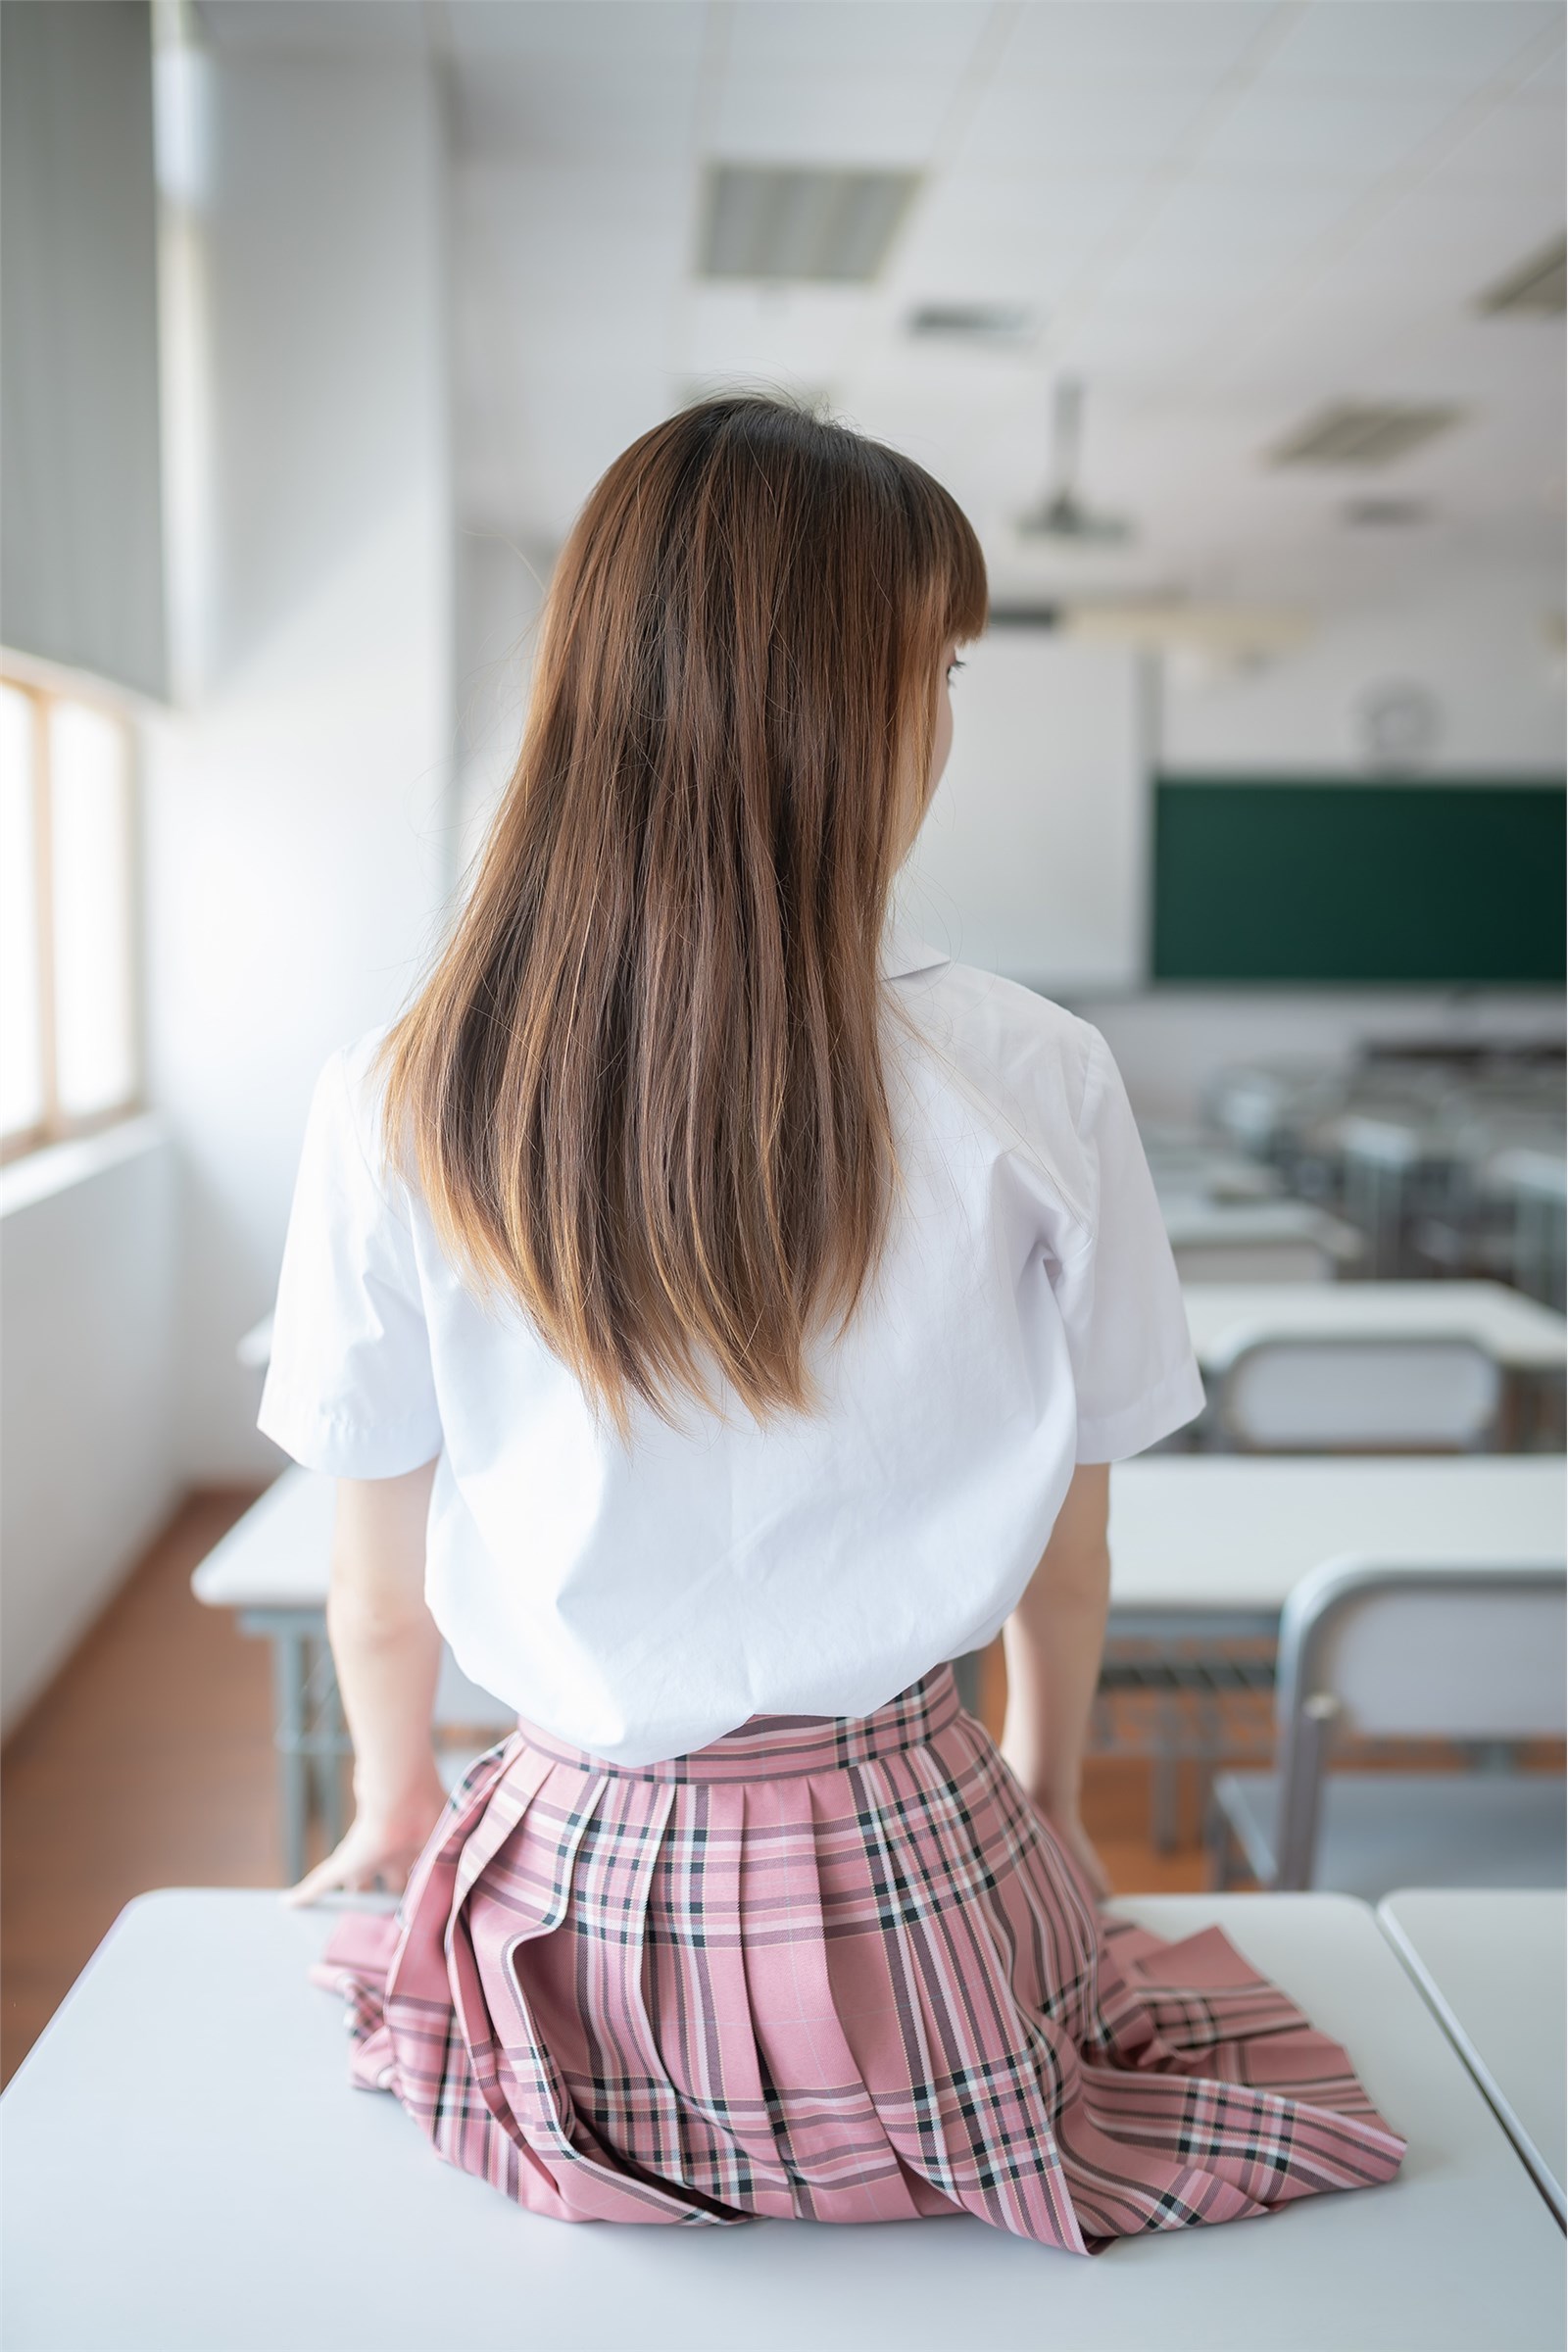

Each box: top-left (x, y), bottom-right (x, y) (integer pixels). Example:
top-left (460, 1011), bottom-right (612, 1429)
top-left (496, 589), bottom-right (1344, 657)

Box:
top-left (307, 1663), bottom-right (1404, 2250)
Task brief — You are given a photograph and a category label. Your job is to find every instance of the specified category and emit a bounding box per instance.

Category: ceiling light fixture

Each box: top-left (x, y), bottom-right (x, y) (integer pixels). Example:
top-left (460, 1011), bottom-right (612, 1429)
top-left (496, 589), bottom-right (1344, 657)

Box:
top-left (1342, 497), bottom-right (1433, 527)
top-left (1474, 233), bottom-right (1566, 317)
top-left (697, 165), bottom-right (921, 283)
top-left (1265, 402), bottom-right (1464, 468)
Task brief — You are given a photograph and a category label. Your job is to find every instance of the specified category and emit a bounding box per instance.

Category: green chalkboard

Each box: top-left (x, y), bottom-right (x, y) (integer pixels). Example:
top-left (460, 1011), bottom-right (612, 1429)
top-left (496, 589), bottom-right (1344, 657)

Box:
top-left (1152, 777), bottom-right (1566, 984)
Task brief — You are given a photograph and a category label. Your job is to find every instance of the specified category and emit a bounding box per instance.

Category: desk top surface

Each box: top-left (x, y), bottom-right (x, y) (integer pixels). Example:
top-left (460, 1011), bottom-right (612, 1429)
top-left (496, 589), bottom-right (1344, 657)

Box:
top-left (193, 1455), bottom-right (1568, 1617)
top-left (1, 1888), bottom-right (1559, 2352)
top-left (1182, 1280), bottom-right (1568, 1368)
top-left (1160, 1201), bottom-right (1358, 1245)
top-left (1378, 1889), bottom-right (1566, 2225)
top-left (1104, 1452), bottom-right (1566, 1609)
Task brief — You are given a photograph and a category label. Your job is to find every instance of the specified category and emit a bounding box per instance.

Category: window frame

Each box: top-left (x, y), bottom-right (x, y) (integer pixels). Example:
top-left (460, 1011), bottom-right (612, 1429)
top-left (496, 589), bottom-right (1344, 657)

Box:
top-left (0, 659), bottom-right (145, 1167)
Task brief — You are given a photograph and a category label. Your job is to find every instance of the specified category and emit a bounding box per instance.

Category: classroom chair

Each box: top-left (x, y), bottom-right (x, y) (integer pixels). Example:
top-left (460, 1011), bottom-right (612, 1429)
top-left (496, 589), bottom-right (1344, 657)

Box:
top-left (1206, 1556), bottom-right (1567, 1900)
top-left (1203, 1332), bottom-right (1505, 1453)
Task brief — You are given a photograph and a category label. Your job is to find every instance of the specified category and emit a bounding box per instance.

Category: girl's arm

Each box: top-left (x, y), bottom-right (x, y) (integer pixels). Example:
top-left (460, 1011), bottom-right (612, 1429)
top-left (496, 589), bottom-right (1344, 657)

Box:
top-left (280, 1455), bottom-right (449, 1906)
top-left (998, 1459), bottom-right (1113, 1899)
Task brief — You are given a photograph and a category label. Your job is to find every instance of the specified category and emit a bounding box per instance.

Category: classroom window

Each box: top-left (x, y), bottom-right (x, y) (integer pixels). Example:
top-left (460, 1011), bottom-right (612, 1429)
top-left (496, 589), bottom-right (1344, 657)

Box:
top-left (0, 669), bottom-right (141, 1164)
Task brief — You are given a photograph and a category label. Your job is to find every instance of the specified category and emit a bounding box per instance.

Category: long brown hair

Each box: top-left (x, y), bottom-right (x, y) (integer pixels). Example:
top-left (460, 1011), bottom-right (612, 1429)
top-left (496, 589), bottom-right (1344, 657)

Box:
top-left (372, 393), bottom-right (988, 1446)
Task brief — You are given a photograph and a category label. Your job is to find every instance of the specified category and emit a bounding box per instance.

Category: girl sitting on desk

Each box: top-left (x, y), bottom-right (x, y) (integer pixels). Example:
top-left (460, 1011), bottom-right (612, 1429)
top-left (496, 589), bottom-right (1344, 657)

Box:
top-left (260, 393), bottom-right (1404, 2247)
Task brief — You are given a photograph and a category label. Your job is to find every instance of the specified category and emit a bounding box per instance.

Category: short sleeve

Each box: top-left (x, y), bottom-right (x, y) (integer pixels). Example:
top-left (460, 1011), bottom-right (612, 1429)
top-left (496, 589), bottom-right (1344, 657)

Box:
top-left (1052, 1025), bottom-right (1207, 1462)
top-left (256, 1046), bottom-right (444, 1478)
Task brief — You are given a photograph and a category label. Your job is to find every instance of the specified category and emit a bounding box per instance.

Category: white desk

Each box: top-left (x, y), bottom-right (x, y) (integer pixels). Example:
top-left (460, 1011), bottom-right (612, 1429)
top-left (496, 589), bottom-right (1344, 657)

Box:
top-left (1183, 1280), bottom-right (1568, 1375)
top-left (1148, 1160), bottom-right (1283, 1205)
top-left (1165, 1200), bottom-right (1363, 1255)
top-left (1486, 1149), bottom-right (1568, 1208)
top-left (1378, 1889), bottom-right (1566, 2229)
top-left (193, 1459), bottom-right (338, 1614)
top-left (1164, 1203), bottom-right (1364, 1284)
top-left (1107, 1453), bottom-right (1566, 1618)
top-left (1106, 1459), bottom-right (1564, 1848)
top-left (192, 1471), bottom-right (512, 1882)
top-left (196, 1458), bottom-right (1567, 1873)
top-left (1, 1888), bottom-right (1560, 2352)
top-left (200, 1456), bottom-right (1568, 1627)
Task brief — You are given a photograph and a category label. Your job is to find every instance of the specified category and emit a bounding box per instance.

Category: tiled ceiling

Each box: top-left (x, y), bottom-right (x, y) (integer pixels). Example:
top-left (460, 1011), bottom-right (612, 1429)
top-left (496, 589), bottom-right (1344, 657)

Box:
top-left (197, 0), bottom-right (1566, 608)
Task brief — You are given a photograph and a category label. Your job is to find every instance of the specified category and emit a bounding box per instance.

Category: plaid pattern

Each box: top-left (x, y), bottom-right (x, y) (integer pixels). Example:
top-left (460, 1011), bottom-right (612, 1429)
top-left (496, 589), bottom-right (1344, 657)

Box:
top-left (308, 1665), bottom-right (1405, 2250)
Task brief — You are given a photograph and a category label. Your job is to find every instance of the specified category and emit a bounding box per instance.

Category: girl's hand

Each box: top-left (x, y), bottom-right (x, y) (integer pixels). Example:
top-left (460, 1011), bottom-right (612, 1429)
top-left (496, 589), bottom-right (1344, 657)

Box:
top-left (1042, 1805), bottom-right (1113, 1903)
top-left (280, 1774), bottom-right (448, 1908)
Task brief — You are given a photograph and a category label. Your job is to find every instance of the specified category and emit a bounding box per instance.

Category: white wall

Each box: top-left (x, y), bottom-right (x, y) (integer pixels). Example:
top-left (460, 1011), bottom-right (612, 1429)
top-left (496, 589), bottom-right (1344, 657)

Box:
top-left (1160, 566), bottom-right (1564, 778)
top-left (902, 630), bottom-right (1151, 994)
top-left (1085, 567), bottom-right (1567, 1119)
top-left (1070, 985), bottom-right (1565, 1128)
top-left (452, 552), bottom-right (1563, 1130)
top-left (452, 524), bottom-right (548, 883)
top-left (0, 1124), bottom-right (178, 1734)
top-left (142, 48), bottom-right (455, 1482)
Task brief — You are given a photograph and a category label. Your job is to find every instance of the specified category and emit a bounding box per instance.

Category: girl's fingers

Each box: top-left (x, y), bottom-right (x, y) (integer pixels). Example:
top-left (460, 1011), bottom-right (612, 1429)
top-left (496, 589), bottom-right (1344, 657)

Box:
top-left (278, 1850), bottom-right (401, 1906)
top-left (276, 1821), bottom-right (428, 1908)
top-left (279, 1846), bottom-right (354, 1907)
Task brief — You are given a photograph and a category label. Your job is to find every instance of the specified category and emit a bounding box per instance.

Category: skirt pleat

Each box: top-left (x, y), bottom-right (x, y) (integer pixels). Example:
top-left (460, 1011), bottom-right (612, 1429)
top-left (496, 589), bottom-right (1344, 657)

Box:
top-left (307, 1665), bottom-right (1405, 2253)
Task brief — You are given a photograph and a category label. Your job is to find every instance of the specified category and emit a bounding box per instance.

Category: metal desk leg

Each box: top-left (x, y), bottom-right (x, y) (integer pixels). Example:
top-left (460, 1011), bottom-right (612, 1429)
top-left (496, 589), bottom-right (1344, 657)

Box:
top-left (270, 1627), bottom-right (310, 1888)
top-left (1522, 1366), bottom-right (1567, 1453)
top-left (311, 1635), bottom-right (348, 1848)
top-left (1152, 1697), bottom-right (1181, 1852)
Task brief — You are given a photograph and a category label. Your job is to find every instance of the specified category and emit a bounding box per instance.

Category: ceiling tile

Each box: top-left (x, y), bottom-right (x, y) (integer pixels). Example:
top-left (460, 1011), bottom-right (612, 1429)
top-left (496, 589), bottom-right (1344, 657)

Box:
top-left (952, 71), bottom-right (1227, 172)
top-left (455, 157), bottom-right (694, 246)
top-left (443, 1), bottom-right (708, 63)
top-left (1437, 92), bottom-right (1568, 180)
top-left (1099, 169), bottom-right (1365, 300)
top-left (453, 57), bottom-right (704, 161)
top-left (892, 169), bottom-right (1148, 299)
top-left (685, 282), bottom-right (871, 378)
top-left (1509, 42), bottom-right (1567, 105)
top-left (1267, 1), bottom-right (1561, 87)
top-left (998, 0), bottom-right (1282, 83)
top-left (723, 2), bottom-right (993, 74)
top-left (442, 0), bottom-right (1564, 604)
top-left (710, 69), bottom-right (956, 165)
top-left (1198, 78), bottom-right (1470, 177)
top-left (194, 0), bottom-right (427, 50)
top-left (1315, 173), bottom-right (1566, 307)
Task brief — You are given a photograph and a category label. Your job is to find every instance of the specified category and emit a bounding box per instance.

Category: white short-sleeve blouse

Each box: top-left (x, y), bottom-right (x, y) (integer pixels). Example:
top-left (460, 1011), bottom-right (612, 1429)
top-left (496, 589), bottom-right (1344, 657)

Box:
top-left (257, 915), bottom-right (1205, 1765)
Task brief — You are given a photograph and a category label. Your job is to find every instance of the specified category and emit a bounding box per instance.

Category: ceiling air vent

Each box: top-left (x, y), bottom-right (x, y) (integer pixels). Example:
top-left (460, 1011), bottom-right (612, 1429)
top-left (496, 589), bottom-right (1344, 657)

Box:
top-left (906, 303), bottom-right (1037, 343)
top-left (698, 166), bottom-right (921, 283)
top-left (1265, 403), bottom-right (1464, 469)
top-left (1343, 497), bottom-right (1432, 527)
top-left (1475, 233), bottom-right (1566, 316)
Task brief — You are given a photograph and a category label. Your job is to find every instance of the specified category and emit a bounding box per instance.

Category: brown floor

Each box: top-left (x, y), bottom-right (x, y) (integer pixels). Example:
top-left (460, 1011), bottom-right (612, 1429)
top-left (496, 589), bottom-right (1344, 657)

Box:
top-left (0, 1487), bottom-right (1255, 2088)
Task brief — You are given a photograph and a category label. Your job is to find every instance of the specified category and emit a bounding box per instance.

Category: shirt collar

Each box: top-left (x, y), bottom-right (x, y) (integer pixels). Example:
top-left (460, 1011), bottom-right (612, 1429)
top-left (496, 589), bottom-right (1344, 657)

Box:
top-left (880, 912), bottom-right (952, 980)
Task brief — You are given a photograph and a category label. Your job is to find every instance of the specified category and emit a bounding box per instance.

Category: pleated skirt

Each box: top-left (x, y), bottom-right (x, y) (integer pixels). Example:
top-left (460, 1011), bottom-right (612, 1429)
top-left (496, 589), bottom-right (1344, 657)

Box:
top-left (306, 1663), bottom-right (1405, 2251)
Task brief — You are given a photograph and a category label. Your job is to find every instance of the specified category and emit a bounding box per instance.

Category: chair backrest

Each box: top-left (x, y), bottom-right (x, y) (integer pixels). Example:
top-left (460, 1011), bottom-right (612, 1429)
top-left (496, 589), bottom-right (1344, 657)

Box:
top-left (1269, 1555), bottom-right (1567, 1886)
top-left (1211, 1334), bottom-right (1503, 1452)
